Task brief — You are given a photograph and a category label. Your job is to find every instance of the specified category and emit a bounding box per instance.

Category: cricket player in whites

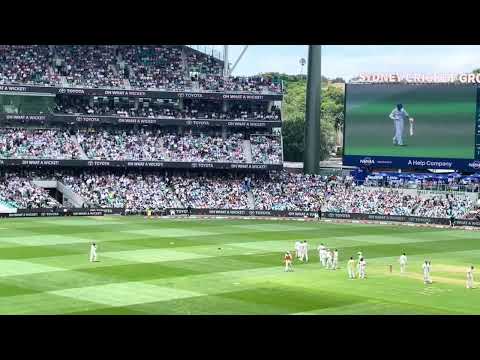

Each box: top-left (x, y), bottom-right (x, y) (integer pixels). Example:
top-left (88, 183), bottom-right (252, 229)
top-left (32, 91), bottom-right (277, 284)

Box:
top-left (332, 249), bottom-right (339, 270)
top-left (318, 243), bottom-right (325, 265)
top-left (347, 256), bottom-right (356, 279)
top-left (295, 241), bottom-right (302, 259)
top-left (466, 266), bottom-right (474, 289)
top-left (326, 249), bottom-right (333, 269)
top-left (90, 242), bottom-right (97, 262)
top-left (389, 104), bottom-right (412, 146)
top-left (359, 257), bottom-right (367, 279)
top-left (302, 241), bottom-right (309, 262)
top-left (357, 251), bottom-right (363, 275)
top-left (399, 253), bottom-right (408, 273)
top-left (423, 260), bottom-right (432, 284)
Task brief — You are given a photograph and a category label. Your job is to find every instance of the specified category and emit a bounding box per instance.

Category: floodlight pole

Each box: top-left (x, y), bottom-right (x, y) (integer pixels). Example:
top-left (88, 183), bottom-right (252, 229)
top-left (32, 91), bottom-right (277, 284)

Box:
top-left (303, 45), bottom-right (322, 175)
top-left (223, 45), bottom-right (229, 77)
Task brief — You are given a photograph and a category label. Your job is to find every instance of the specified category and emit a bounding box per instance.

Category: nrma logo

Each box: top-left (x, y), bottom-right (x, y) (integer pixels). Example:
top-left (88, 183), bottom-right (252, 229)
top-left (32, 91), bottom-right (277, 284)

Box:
top-left (468, 161), bottom-right (480, 170)
top-left (359, 157), bottom-right (375, 165)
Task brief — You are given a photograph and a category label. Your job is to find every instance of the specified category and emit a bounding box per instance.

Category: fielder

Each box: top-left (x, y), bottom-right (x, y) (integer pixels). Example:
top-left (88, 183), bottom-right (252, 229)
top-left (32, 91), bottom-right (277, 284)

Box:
top-left (347, 257), bottom-right (356, 279)
top-left (399, 253), bottom-right (407, 273)
top-left (90, 242), bottom-right (97, 262)
top-left (359, 257), bottom-right (367, 279)
top-left (284, 251), bottom-right (293, 272)
top-left (332, 249), bottom-right (339, 270)
top-left (318, 243), bottom-right (325, 265)
top-left (357, 251), bottom-right (362, 275)
top-left (320, 245), bottom-right (327, 266)
top-left (326, 249), bottom-right (333, 269)
top-left (423, 260), bottom-right (432, 284)
top-left (389, 103), bottom-right (411, 146)
top-left (467, 266), bottom-right (474, 289)
top-left (295, 241), bottom-right (302, 259)
top-left (302, 241), bottom-right (309, 262)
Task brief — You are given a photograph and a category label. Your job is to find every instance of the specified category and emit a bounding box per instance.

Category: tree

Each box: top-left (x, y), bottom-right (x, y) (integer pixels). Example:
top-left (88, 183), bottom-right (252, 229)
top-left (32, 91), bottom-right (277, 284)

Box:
top-left (280, 75), bottom-right (345, 162)
top-left (473, 68), bottom-right (480, 74)
top-left (282, 116), bottom-right (305, 162)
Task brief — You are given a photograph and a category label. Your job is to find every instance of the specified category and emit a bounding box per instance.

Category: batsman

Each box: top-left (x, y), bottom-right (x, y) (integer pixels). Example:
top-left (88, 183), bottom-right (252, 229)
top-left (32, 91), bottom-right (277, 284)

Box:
top-left (389, 103), bottom-right (414, 146)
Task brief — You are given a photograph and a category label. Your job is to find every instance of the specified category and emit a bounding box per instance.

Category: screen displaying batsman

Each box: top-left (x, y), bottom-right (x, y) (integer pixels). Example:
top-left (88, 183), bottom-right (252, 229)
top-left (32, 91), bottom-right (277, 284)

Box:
top-left (389, 103), bottom-right (414, 146)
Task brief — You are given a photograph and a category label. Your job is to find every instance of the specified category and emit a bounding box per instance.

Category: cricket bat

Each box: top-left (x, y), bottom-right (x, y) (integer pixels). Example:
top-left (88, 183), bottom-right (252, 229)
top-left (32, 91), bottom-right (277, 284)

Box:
top-left (409, 118), bottom-right (414, 136)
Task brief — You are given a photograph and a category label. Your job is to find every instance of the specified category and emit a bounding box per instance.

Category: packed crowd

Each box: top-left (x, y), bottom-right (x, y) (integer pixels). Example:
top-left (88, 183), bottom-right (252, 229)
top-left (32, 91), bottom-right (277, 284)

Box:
top-left (197, 75), bottom-right (282, 93)
top-left (122, 46), bottom-right (186, 90)
top-left (62, 173), bottom-right (182, 210)
top-left (322, 185), bottom-right (474, 218)
top-left (77, 128), bottom-right (247, 162)
top-left (0, 127), bottom-right (282, 164)
top-left (0, 174), bottom-right (60, 209)
top-left (54, 96), bottom-right (281, 121)
top-left (363, 173), bottom-right (480, 192)
top-left (187, 51), bottom-right (223, 78)
top-left (252, 172), bottom-right (326, 211)
top-left (172, 175), bottom-right (249, 209)
top-left (0, 46), bottom-right (59, 86)
top-left (0, 128), bottom-right (80, 159)
top-left (251, 135), bottom-right (283, 164)
top-left (54, 45), bottom-right (123, 88)
top-left (0, 45), bottom-right (282, 93)
top-left (62, 172), bottom-right (247, 210)
top-left (0, 171), bottom-right (478, 219)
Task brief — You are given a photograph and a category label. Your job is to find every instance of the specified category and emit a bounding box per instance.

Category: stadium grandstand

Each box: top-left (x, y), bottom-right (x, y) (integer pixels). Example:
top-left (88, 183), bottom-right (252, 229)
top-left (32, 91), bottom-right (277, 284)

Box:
top-left (0, 45), bottom-right (479, 226)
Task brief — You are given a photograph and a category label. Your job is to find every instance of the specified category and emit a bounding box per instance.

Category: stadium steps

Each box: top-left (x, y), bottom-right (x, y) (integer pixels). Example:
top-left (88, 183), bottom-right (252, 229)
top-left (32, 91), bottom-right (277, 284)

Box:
top-left (243, 140), bottom-right (253, 163)
top-left (71, 135), bottom-right (88, 160)
top-left (60, 76), bottom-right (68, 86)
top-left (56, 182), bottom-right (88, 208)
top-left (181, 46), bottom-right (189, 78)
top-left (32, 180), bottom-right (87, 208)
top-left (247, 191), bottom-right (255, 210)
top-left (0, 200), bottom-right (16, 214)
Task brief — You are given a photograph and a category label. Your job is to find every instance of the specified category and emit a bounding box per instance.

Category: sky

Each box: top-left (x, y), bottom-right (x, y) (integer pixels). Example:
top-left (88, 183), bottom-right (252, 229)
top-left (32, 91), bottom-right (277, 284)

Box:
top-left (203, 45), bottom-right (480, 80)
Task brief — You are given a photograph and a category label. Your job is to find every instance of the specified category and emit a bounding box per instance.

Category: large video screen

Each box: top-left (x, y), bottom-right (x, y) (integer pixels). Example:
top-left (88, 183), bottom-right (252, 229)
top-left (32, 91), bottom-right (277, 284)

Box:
top-left (343, 84), bottom-right (480, 170)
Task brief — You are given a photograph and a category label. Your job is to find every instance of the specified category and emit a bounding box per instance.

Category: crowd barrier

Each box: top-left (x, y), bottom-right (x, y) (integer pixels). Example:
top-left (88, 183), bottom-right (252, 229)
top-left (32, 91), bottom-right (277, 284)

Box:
top-left (2, 207), bottom-right (480, 227)
top-left (0, 207), bottom-right (124, 218)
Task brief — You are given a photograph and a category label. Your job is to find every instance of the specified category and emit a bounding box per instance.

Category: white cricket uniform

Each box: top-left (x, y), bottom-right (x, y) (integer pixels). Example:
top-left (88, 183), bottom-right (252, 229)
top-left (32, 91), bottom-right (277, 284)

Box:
top-left (333, 251), bottom-right (339, 270)
top-left (295, 242), bottom-right (301, 258)
top-left (467, 269), bottom-right (474, 289)
top-left (357, 253), bottom-right (362, 273)
top-left (389, 107), bottom-right (409, 146)
top-left (326, 252), bottom-right (333, 269)
top-left (90, 244), bottom-right (97, 262)
top-left (399, 255), bottom-right (407, 273)
top-left (423, 263), bottom-right (431, 283)
top-left (318, 245), bottom-right (325, 264)
top-left (347, 259), bottom-right (356, 279)
top-left (320, 249), bottom-right (326, 266)
top-left (359, 260), bottom-right (366, 279)
top-left (302, 243), bottom-right (309, 262)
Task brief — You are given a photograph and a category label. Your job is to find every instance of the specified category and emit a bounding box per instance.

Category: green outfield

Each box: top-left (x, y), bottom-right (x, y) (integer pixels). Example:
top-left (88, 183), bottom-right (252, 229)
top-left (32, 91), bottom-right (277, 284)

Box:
top-left (0, 216), bottom-right (479, 314)
top-left (345, 85), bottom-right (477, 158)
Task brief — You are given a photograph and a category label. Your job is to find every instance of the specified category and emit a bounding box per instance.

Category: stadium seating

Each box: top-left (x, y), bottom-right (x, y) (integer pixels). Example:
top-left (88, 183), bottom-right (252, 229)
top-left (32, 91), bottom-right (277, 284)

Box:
top-left (0, 45), bottom-right (282, 94)
top-left (1, 170), bottom-right (477, 220)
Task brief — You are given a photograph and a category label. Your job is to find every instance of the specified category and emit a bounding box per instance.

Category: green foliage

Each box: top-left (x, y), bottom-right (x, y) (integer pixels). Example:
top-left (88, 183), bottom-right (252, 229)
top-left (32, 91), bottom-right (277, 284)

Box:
top-left (280, 75), bottom-right (344, 162)
top-left (282, 116), bottom-right (305, 162)
top-left (473, 68), bottom-right (480, 74)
